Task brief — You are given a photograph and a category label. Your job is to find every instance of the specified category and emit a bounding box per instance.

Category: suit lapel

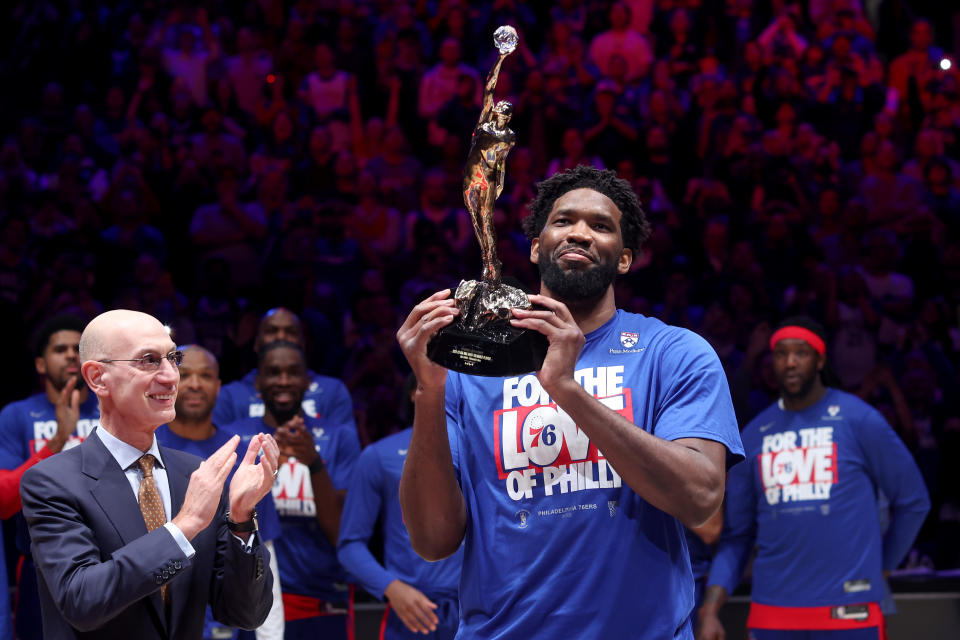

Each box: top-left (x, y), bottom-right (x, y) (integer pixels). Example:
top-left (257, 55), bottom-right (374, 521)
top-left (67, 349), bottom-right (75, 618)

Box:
top-left (84, 430), bottom-right (169, 636)
top-left (84, 431), bottom-right (148, 547)
top-left (163, 445), bottom-right (189, 518)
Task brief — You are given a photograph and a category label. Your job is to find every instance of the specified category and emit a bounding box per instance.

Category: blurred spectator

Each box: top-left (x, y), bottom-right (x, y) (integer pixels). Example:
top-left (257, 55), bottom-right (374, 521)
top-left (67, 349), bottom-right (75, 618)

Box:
top-left (889, 19), bottom-right (945, 101)
top-left (189, 170), bottom-right (267, 289)
top-left (154, 8), bottom-right (221, 107)
top-left (191, 108), bottom-right (247, 175)
top-left (405, 168), bottom-right (470, 255)
top-left (583, 80), bottom-right (639, 167)
top-left (226, 27), bottom-right (274, 116)
top-left (589, 2), bottom-right (654, 82)
top-left (346, 171), bottom-right (403, 267)
top-left (924, 157), bottom-right (960, 231)
top-left (100, 187), bottom-right (168, 265)
top-left (859, 139), bottom-right (925, 228)
top-left (366, 126), bottom-right (423, 213)
top-left (299, 42), bottom-right (355, 151)
top-left (418, 37), bottom-right (480, 121)
top-left (857, 230), bottom-right (915, 351)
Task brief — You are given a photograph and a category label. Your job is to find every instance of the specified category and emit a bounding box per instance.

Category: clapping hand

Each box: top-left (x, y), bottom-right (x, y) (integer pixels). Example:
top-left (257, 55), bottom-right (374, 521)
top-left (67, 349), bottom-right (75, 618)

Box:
top-left (228, 433), bottom-right (280, 525)
top-left (275, 415), bottom-right (319, 465)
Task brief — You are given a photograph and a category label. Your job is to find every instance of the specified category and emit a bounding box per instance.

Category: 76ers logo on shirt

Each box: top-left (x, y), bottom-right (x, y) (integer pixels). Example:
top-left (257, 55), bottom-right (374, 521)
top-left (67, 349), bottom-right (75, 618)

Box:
top-left (759, 427), bottom-right (838, 506)
top-left (495, 367), bottom-right (632, 501)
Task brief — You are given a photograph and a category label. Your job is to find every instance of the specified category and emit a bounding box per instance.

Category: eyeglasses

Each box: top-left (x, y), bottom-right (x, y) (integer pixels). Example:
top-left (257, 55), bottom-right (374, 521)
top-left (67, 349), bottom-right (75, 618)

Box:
top-left (98, 350), bottom-right (183, 370)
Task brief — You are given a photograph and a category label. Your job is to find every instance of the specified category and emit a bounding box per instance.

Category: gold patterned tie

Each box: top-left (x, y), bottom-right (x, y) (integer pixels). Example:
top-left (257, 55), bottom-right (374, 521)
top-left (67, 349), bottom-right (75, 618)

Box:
top-left (137, 454), bottom-right (170, 605)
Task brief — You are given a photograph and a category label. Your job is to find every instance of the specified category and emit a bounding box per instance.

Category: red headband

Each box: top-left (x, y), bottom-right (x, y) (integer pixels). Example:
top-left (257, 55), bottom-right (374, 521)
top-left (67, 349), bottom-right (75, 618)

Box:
top-left (769, 326), bottom-right (826, 355)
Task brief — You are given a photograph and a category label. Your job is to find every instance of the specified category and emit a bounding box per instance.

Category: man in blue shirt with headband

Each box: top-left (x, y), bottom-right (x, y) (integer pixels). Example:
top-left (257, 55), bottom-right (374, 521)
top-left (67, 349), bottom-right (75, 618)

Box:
top-left (698, 316), bottom-right (929, 640)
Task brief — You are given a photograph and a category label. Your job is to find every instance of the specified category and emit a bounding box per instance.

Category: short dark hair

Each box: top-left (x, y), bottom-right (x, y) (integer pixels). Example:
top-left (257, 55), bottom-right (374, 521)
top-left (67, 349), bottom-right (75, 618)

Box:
top-left (257, 340), bottom-right (306, 369)
top-left (32, 313), bottom-right (87, 358)
top-left (522, 165), bottom-right (651, 255)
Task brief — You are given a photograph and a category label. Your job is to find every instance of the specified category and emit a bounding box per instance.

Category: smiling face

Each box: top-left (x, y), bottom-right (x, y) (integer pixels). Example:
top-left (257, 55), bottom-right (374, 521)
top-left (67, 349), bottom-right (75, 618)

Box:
top-left (83, 313), bottom-right (179, 435)
top-left (257, 346), bottom-right (308, 425)
top-left (36, 330), bottom-right (82, 392)
top-left (531, 188), bottom-right (632, 303)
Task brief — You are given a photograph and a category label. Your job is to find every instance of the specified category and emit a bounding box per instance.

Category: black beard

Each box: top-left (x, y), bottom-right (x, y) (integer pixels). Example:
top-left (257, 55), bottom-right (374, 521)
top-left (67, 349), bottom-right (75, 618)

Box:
top-left (538, 250), bottom-right (618, 302)
top-left (264, 397), bottom-right (302, 425)
top-left (779, 371), bottom-right (819, 402)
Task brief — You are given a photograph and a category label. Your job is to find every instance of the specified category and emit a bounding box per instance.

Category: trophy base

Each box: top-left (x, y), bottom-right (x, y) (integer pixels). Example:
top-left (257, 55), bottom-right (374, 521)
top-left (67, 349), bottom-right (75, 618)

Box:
top-left (427, 323), bottom-right (548, 377)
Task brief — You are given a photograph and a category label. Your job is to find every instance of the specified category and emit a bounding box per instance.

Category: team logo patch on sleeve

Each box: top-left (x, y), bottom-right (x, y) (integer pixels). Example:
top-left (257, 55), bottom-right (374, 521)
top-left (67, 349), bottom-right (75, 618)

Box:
top-left (620, 332), bottom-right (639, 348)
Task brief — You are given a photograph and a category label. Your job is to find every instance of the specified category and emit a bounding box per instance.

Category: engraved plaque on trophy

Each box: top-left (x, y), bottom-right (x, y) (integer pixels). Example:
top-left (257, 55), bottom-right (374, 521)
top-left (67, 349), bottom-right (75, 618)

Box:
top-left (427, 26), bottom-right (548, 376)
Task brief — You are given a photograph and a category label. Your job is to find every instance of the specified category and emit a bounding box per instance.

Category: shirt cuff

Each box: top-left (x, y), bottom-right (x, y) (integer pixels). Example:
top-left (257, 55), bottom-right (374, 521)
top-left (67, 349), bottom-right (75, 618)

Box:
top-left (163, 522), bottom-right (196, 559)
top-left (232, 530), bottom-right (258, 550)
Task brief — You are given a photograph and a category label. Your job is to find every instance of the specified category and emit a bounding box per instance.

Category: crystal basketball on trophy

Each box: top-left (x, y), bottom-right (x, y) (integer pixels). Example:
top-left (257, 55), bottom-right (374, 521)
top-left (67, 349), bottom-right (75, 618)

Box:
top-left (427, 26), bottom-right (548, 376)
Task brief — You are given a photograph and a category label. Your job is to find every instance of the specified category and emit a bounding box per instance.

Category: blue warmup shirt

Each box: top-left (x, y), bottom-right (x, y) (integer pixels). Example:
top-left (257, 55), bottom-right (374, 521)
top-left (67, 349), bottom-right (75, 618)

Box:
top-left (154, 424), bottom-right (282, 543)
top-left (708, 388), bottom-right (930, 608)
top-left (686, 527), bottom-right (714, 581)
top-left (226, 415), bottom-right (361, 601)
top-left (0, 392), bottom-right (101, 555)
top-left (213, 369), bottom-right (356, 430)
top-left (337, 428), bottom-right (462, 601)
top-left (446, 310), bottom-right (743, 640)
top-left (0, 392), bottom-right (101, 466)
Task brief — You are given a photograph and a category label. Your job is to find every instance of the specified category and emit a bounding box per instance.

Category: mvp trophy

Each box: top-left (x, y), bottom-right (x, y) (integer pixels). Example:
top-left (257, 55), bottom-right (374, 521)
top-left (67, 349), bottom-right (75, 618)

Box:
top-left (427, 26), bottom-right (548, 376)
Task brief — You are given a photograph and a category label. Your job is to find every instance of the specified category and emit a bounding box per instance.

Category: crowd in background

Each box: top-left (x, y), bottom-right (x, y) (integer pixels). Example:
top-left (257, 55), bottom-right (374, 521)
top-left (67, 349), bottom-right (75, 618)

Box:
top-left (0, 0), bottom-right (959, 575)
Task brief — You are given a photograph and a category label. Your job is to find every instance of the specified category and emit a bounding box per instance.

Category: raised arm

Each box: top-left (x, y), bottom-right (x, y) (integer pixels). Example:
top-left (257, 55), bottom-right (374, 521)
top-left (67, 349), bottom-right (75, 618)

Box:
top-left (478, 54), bottom-right (508, 125)
top-left (396, 290), bottom-right (467, 560)
top-left (511, 295), bottom-right (732, 527)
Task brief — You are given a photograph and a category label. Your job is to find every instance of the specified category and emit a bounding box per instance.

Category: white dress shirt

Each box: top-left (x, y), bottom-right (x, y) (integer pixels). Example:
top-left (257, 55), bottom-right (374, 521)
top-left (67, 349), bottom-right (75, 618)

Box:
top-left (96, 426), bottom-right (196, 558)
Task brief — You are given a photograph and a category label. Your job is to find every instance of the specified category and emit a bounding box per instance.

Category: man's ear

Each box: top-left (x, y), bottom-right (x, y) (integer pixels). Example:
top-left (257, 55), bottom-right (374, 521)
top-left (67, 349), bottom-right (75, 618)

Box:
top-left (82, 361), bottom-right (107, 396)
top-left (35, 357), bottom-right (47, 377)
top-left (617, 247), bottom-right (633, 274)
top-left (530, 238), bottom-right (540, 264)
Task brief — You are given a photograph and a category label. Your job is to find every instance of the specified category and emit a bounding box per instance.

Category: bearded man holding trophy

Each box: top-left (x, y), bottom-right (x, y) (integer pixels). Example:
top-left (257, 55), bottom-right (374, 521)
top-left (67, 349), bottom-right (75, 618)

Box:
top-left (397, 26), bottom-right (742, 640)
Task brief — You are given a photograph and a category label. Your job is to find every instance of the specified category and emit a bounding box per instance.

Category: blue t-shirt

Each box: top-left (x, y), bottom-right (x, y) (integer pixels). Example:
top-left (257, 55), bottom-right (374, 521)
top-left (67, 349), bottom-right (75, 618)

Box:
top-left (685, 527), bottom-right (714, 581)
top-left (708, 388), bottom-right (930, 608)
top-left (226, 415), bottom-right (361, 601)
top-left (213, 369), bottom-right (356, 431)
top-left (154, 424), bottom-right (282, 543)
top-left (446, 310), bottom-right (743, 639)
top-left (337, 428), bottom-right (462, 601)
top-left (0, 392), bottom-right (101, 555)
top-left (0, 392), bottom-right (101, 466)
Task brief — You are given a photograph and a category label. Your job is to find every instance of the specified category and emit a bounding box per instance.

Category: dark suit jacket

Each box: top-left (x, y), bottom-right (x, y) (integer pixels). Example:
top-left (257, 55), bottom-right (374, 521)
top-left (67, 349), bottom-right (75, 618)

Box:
top-left (20, 429), bottom-right (273, 639)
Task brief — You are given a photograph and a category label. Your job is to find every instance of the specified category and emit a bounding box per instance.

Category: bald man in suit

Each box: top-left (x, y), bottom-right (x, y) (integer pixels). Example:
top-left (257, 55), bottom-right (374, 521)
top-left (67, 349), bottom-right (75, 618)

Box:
top-left (21, 310), bottom-right (279, 639)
